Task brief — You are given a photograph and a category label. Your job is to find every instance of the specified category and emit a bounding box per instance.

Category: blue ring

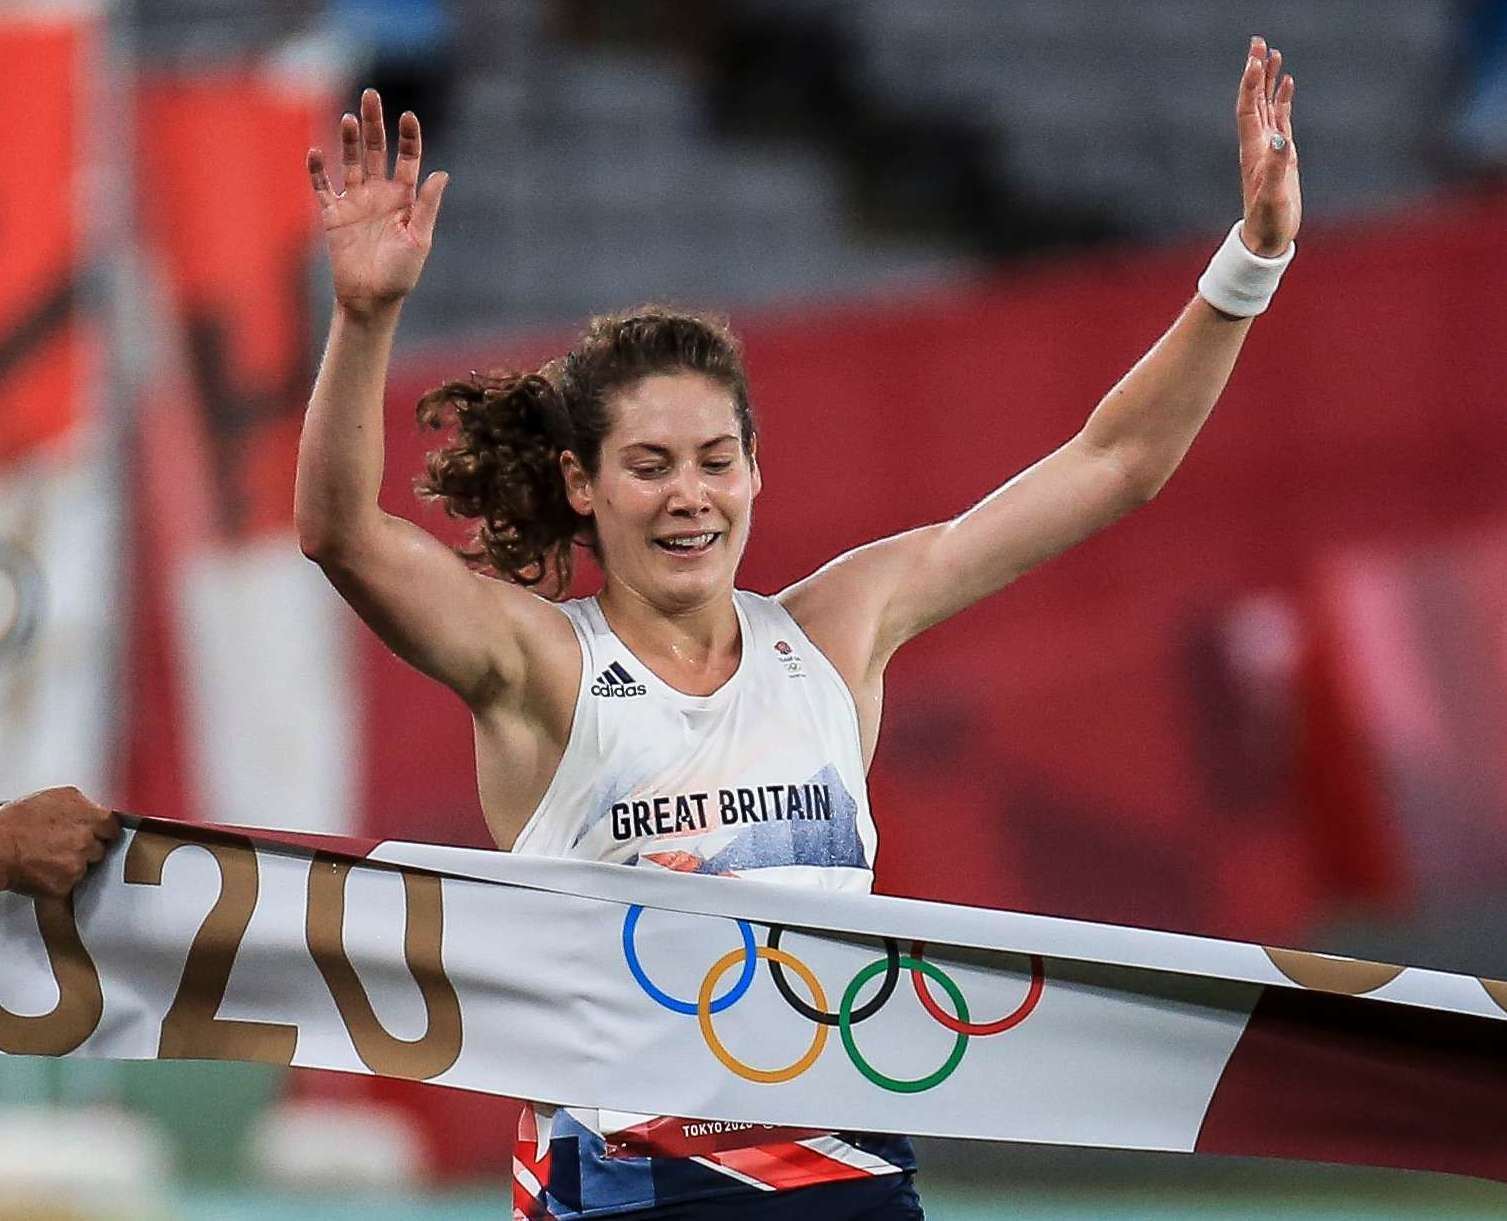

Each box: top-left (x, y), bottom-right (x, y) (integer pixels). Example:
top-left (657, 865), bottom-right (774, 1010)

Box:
top-left (622, 904), bottom-right (757, 1015)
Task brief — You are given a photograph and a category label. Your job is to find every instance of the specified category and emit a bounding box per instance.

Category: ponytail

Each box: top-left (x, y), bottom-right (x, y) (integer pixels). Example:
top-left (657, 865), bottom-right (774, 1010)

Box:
top-left (415, 370), bottom-right (582, 596)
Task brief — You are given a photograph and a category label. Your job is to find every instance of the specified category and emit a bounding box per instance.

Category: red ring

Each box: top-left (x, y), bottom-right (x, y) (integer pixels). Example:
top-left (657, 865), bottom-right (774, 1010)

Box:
top-left (908, 941), bottom-right (1044, 1035)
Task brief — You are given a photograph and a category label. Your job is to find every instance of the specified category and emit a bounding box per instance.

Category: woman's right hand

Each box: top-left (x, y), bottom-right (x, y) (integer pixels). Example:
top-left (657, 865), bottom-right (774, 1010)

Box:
top-left (308, 89), bottom-right (448, 317)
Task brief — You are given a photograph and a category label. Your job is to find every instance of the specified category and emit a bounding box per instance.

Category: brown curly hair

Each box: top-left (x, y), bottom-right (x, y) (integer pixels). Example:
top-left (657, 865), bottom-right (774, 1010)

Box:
top-left (415, 307), bottom-right (756, 597)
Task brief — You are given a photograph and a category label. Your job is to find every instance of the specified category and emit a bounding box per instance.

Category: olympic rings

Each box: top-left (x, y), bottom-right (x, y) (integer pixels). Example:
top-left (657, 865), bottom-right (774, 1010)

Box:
top-left (622, 904), bottom-right (757, 1016)
top-left (766, 925), bottom-right (900, 1026)
top-left (909, 941), bottom-right (1045, 1035)
top-left (699, 946), bottom-right (828, 1084)
top-left (840, 956), bottom-right (970, 1093)
top-left (618, 908), bottom-right (1046, 1092)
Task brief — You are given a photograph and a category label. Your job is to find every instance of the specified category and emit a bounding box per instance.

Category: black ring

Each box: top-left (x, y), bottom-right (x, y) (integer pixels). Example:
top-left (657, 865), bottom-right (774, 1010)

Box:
top-left (765, 925), bottom-right (900, 1027)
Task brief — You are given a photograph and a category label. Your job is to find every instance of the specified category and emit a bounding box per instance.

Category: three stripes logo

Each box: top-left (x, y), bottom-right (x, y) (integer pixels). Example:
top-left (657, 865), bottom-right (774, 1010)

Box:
top-left (591, 660), bottom-right (648, 698)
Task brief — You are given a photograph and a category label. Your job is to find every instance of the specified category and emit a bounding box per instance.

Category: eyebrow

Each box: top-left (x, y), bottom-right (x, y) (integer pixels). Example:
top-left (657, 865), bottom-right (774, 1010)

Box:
top-left (620, 435), bottom-right (739, 456)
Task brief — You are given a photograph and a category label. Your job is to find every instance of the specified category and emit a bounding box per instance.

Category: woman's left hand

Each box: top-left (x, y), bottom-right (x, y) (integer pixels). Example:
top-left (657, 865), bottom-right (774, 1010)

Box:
top-left (1237, 36), bottom-right (1301, 256)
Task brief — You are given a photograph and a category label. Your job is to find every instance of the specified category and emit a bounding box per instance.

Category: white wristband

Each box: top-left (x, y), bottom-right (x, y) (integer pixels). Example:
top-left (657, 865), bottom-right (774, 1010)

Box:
top-left (1197, 221), bottom-right (1295, 317)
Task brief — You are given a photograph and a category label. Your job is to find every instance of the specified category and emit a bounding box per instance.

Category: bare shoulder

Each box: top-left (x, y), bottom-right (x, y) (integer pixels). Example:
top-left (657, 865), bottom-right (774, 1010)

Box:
top-left (776, 524), bottom-right (942, 686)
top-left (477, 578), bottom-right (583, 718)
top-left (469, 585), bottom-right (585, 849)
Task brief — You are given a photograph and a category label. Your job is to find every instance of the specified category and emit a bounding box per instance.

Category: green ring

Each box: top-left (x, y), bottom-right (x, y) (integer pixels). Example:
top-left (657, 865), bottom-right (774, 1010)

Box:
top-left (839, 955), bottom-right (969, 1093)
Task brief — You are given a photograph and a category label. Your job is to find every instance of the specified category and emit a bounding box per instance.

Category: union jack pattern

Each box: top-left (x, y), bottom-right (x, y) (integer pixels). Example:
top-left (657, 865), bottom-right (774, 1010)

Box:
top-left (511, 1107), bottom-right (913, 1218)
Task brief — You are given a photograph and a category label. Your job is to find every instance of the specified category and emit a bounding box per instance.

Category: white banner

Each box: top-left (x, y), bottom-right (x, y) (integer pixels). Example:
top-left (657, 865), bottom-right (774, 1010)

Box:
top-left (3, 818), bottom-right (1507, 1181)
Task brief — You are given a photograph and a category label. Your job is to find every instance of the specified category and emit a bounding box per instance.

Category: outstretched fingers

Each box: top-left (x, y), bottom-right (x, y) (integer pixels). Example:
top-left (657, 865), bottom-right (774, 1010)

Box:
top-left (410, 170), bottom-right (449, 245)
top-left (1237, 51), bottom-right (1261, 106)
top-left (1239, 36), bottom-right (1293, 138)
top-left (1264, 47), bottom-right (1283, 112)
top-left (1236, 47), bottom-right (1266, 143)
top-left (339, 112), bottom-right (363, 188)
top-left (307, 147), bottom-right (337, 211)
top-left (360, 88), bottom-right (387, 181)
top-left (394, 110), bottom-right (422, 191)
top-left (1275, 74), bottom-right (1296, 140)
top-left (1247, 37), bottom-right (1268, 120)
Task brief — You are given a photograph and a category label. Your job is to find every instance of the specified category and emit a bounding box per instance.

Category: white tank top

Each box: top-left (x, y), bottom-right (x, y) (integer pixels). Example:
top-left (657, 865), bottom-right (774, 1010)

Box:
top-left (508, 591), bottom-right (910, 1216)
top-left (511, 588), bottom-right (877, 891)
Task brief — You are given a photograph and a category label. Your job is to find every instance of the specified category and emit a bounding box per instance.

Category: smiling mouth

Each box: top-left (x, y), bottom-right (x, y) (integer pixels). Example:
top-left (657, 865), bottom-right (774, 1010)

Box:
top-left (653, 532), bottom-right (721, 556)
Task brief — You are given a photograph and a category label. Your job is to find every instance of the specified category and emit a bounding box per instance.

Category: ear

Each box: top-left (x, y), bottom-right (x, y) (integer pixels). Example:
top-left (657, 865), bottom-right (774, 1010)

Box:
top-left (748, 434), bottom-right (762, 500)
top-left (560, 450), bottom-right (594, 517)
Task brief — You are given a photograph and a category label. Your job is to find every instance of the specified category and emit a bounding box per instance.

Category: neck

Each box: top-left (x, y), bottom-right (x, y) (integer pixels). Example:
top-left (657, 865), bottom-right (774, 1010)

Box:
top-left (597, 576), bottom-right (740, 672)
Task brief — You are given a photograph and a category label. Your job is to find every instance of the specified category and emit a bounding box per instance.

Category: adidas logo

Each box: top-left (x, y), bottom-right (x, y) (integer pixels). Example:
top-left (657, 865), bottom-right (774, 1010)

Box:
top-left (591, 661), bottom-right (647, 698)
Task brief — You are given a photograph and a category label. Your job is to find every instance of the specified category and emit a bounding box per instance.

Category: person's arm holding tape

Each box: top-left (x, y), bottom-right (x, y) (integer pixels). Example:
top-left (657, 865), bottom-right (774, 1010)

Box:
top-left (0, 786), bottom-right (120, 899)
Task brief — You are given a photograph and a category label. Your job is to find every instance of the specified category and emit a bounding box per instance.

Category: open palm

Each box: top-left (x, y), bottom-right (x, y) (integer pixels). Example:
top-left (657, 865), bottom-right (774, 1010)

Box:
top-left (1237, 36), bottom-right (1301, 257)
top-left (308, 89), bottom-right (448, 314)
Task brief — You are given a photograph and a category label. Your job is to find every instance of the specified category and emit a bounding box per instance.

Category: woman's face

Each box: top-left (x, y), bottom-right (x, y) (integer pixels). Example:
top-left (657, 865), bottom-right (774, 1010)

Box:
top-left (563, 372), bottom-right (760, 613)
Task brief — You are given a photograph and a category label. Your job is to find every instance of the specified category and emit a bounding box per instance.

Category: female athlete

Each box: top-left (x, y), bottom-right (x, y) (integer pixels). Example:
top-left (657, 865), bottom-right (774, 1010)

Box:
top-left (296, 35), bottom-right (1300, 1221)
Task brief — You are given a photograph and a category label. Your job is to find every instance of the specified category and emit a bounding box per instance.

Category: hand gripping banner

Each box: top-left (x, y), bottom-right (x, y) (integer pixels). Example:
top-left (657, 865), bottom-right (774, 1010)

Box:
top-left (4, 816), bottom-right (1507, 1181)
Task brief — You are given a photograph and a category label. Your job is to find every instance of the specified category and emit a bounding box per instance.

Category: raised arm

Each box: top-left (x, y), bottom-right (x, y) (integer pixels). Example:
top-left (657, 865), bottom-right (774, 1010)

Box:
top-left (297, 90), bottom-right (535, 708)
top-left (783, 38), bottom-right (1301, 689)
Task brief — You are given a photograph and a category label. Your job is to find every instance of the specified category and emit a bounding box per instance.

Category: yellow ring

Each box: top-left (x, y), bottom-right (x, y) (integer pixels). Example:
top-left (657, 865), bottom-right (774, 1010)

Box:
top-left (697, 946), bottom-right (828, 1084)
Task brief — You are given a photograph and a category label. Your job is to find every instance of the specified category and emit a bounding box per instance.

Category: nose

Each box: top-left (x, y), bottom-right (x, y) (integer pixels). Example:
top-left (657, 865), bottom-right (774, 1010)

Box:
top-left (665, 463), bottom-right (711, 516)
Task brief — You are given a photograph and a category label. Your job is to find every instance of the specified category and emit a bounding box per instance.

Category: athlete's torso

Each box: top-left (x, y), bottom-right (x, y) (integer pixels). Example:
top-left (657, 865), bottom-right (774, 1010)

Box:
top-left (509, 589), bottom-right (913, 1219)
top-left (512, 589), bottom-right (876, 882)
